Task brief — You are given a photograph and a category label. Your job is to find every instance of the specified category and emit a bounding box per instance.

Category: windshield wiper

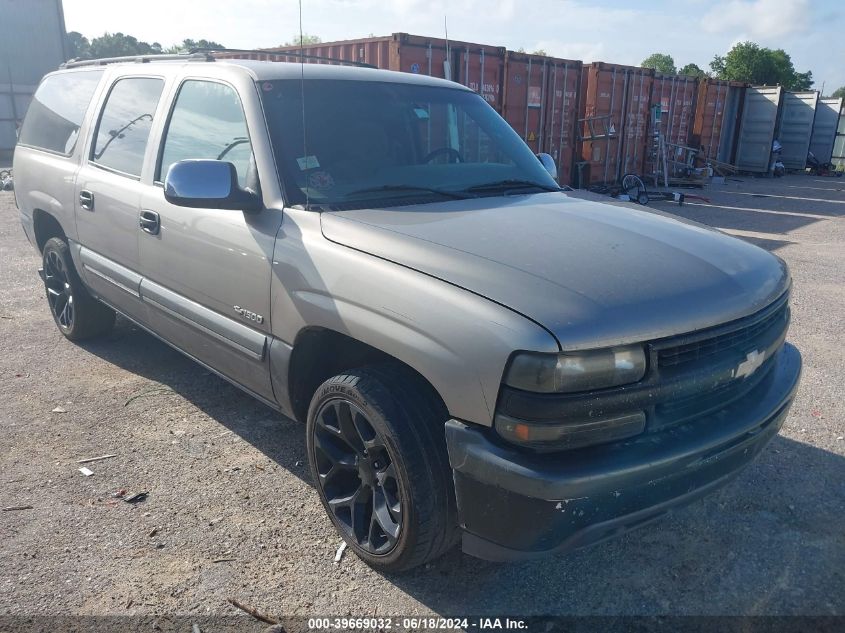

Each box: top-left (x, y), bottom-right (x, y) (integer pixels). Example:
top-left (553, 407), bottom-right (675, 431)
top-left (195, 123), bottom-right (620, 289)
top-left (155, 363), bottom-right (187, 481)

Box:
top-left (344, 184), bottom-right (474, 200)
top-left (463, 179), bottom-right (562, 194)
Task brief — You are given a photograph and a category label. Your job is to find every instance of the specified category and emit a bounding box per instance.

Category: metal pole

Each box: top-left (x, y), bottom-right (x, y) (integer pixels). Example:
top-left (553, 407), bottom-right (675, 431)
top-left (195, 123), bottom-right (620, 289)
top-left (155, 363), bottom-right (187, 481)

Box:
top-left (524, 58), bottom-right (532, 142)
top-left (558, 64), bottom-right (568, 163)
top-left (614, 70), bottom-right (630, 183)
top-left (538, 60), bottom-right (547, 153)
top-left (548, 63), bottom-right (557, 156)
top-left (666, 76), bottom-right (677, 147)
top-left (604, 67), bottom-right (617, 184)
top-left (709, 82), bottom-right (721, 159)
top-left (427, 43), bottom-right (432, 153)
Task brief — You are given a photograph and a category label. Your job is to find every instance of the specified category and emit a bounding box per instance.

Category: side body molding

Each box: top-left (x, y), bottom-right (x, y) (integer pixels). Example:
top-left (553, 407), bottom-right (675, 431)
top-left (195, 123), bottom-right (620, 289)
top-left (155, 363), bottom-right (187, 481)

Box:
top-left (79, 246), bottom-right (143, 297)
top-left (139, 278), bottom-right (267, 361)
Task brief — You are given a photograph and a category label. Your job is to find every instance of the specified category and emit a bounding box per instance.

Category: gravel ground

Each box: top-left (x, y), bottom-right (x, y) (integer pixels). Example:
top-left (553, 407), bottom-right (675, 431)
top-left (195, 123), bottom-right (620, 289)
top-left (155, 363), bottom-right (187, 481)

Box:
top-left (0, 173), bottom-right (843, 618)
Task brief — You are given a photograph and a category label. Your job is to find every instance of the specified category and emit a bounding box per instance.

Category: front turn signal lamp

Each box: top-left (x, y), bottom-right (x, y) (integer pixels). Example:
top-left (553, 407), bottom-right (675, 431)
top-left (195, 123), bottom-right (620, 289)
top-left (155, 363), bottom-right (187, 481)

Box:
top-left (504, 345), bottom-right (647, 393)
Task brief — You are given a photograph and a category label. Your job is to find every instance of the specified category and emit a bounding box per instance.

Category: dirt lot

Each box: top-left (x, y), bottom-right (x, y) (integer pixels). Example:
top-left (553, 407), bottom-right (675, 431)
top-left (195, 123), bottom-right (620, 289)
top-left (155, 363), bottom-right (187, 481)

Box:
top-left (0, 173), bottom-right (843, 618)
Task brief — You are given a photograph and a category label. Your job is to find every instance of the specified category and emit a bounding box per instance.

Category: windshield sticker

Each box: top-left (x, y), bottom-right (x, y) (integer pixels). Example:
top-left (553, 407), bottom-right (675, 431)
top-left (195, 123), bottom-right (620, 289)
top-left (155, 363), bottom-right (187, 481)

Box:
top-left (413, 107), bottom-right (430, 119)
top-left (262, 82), bottom-right (274, 92)
top-left (296, 155), bottom-right (320, 170)
top-left (308, 171), bottom-right (335, 189)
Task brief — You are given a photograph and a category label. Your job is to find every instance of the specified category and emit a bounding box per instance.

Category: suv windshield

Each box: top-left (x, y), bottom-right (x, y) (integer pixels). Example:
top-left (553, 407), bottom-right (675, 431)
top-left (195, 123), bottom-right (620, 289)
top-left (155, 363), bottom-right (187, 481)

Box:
top-left (259, 79), bottom-right (559, 208)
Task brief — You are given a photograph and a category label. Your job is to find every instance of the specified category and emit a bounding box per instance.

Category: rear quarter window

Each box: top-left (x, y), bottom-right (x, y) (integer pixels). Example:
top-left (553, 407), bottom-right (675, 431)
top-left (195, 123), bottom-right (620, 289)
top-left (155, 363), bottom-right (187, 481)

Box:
top-left (18, 70), bottom-right (104, 156)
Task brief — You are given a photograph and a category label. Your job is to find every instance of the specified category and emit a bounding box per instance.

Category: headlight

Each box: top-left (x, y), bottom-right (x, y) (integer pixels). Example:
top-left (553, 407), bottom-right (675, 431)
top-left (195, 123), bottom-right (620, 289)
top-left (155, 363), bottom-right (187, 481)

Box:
top-left (504, 345), bottom-right (647, 393)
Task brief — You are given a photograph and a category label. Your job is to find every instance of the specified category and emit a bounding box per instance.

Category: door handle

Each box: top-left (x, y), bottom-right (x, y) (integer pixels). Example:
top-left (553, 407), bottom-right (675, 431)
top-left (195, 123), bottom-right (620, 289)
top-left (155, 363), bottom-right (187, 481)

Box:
top-left (79, 190), bottom-right (94, 211)
top-left (139, 209), bottom-right (160, 235)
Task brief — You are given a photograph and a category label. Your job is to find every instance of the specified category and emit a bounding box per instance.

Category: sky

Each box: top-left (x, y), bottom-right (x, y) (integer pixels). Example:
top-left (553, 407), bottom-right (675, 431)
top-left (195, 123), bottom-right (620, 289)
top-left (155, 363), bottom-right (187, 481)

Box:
top-left (62, 0), bottom-right (843, 93)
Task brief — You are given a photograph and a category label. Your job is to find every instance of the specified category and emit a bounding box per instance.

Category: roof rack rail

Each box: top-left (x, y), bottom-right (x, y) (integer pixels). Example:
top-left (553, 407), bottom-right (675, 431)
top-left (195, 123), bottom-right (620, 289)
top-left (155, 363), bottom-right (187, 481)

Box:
top-left (199, 48), bottom-right (376, 69)
top-left (61, 52), bottom-right (214, 69)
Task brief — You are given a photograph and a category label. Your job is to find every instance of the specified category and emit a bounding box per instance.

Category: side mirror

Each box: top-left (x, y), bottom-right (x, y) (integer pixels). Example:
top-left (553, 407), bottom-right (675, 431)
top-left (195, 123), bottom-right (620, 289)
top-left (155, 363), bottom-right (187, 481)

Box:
top-left (536, 153), bottom-right (558, 181)
top-left (164, 159), bottom-right (262, 212)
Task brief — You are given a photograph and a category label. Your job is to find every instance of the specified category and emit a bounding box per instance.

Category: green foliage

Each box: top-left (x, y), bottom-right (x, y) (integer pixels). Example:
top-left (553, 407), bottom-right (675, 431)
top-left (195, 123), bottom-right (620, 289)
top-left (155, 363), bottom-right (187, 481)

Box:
top-left (641, 53), bottom-right (676, 75)
top-left (66, 31), bottom-right (90, 59)
top-left (679, 63), bottom-right (706, 78)
top-left (829, 86), bottom-right (845, 99)
top-left (86, 32), bottom-right (162, 58)
top-left (283, 33), bottom-right (322, 47)
top-left (164, 39), bottom-right (226, 53)
top-left (710, 41), bottom-right (812, 90)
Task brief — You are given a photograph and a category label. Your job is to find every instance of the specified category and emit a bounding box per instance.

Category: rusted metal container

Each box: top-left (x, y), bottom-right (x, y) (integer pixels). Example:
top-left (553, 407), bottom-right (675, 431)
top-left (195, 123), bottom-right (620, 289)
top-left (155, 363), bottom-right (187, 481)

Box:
top-left (691, 78), bottom-right (746, 164)
top-left (259, 33), bottom-right (507, 111)
top-left (502, 52), bottom-right (581, 183)
top-left (579, 62), bottom-right (654, 185)
top-left (650, 73), bottom-right (698, 148)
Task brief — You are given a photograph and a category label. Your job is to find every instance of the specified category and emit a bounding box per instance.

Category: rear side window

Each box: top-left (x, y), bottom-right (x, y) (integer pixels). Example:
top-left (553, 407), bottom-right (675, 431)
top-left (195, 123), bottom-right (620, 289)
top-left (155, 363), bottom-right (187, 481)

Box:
top-left (158, 80), bottom-right (253, 187)
top-left (18, 70), bottom-right (104, 155)
top-left (92, 77), bottom-right (164, 178)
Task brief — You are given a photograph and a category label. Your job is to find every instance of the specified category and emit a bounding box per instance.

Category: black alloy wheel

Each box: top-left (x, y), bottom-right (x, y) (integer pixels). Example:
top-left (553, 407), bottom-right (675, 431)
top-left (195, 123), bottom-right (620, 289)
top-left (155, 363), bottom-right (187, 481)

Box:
top-left (312, 398), bottom-right (403, 554)
top-left (41, 237), bottom-right (115, 340)
top-left (43, 245), bottom-right (75, 332)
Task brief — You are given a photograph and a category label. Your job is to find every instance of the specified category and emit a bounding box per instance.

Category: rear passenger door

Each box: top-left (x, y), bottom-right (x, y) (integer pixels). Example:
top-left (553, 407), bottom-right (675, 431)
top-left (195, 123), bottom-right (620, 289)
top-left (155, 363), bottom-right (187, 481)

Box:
top-left (74, 76), bottom-right (165, 321)
top-left (138, 79), bottom-right (279, 401)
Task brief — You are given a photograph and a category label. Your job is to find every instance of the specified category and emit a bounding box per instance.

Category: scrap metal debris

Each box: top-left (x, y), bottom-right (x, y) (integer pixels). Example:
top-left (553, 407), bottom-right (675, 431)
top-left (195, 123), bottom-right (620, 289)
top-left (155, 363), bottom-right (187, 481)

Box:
top-left (2, 505), bottom-right (33, 512)
top-left (122, 491), bottom-right (148, 504)
top-left (78, 467), bottom-right (94, 477)
top-left (51, 406), bottom-right (67, 413)
top-left (76, 454), bottom-right (117, 465)
top-left (226, 597), bottom-right (279, 625)
top-left (334, 540), bottom-right (348, 563)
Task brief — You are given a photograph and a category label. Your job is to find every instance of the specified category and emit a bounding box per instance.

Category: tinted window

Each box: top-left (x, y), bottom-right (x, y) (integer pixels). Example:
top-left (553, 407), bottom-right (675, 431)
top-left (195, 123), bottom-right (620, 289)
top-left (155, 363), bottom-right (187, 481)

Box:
top-left (159, 80), bottom-right (253, 187)
top-left (260, 80), bottom-right (556, 208)
top-left (18, 71), bottom-right (104, 155)
top-left (92, 77), bottom-right (164, 177)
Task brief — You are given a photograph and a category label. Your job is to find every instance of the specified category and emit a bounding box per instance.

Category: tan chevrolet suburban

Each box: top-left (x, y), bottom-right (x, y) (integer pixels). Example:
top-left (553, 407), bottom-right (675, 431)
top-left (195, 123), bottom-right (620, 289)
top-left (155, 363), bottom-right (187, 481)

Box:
top-left (13, 51), bottom-right (801, 571)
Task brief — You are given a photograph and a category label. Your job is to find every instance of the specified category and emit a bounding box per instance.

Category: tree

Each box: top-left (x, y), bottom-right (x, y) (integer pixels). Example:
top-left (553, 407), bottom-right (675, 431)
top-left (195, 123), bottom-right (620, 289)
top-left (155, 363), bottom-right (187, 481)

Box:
top-left (831, 86), bottom-right (845, 99)
top-left (164, 39), bottom-right (226, 53)
top-left (679, 63), bottom-right (706, 78)
top-left (710, 41), bottom-right (812, 90)
top-left (66, 31), bottom-right (90, 59)
top-left (87, 32), bottom-right (162, 58)
top-left (641, 53), bottom-right (676, 75)
top-left (283, 33), bottom-right (322, 47)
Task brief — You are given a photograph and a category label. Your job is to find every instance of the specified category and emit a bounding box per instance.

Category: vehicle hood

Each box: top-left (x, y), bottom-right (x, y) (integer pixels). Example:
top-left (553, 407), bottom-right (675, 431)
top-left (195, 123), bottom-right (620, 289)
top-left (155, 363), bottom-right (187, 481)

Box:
top-left (320, 193), bottom-right (789, 349)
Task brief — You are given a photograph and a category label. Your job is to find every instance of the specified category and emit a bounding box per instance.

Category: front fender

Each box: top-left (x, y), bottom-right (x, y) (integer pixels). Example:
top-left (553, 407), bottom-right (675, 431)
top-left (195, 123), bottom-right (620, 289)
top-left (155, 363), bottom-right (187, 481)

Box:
top-left (270, 209), bottom-right (558, 426)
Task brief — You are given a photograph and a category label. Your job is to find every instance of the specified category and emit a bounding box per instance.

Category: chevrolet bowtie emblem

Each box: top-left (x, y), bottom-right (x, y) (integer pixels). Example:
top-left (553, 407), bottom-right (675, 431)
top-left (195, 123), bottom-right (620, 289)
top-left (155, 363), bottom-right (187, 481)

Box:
top-left (734, 349), bottom-right (766, 379)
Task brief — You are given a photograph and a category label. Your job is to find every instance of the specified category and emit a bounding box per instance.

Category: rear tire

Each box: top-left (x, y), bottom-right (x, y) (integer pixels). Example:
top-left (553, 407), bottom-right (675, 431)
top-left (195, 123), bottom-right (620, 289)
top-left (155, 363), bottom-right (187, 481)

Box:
top-left (42, 237), bottom-right (115, 341)
top-left (306, 364), bottom-right (458, 572)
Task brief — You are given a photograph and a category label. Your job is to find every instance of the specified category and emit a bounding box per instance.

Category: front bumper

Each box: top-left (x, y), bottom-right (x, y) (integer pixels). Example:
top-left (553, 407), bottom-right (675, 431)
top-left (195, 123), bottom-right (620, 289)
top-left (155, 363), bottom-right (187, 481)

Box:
top-left (445, 342), bottom-right (801, 561)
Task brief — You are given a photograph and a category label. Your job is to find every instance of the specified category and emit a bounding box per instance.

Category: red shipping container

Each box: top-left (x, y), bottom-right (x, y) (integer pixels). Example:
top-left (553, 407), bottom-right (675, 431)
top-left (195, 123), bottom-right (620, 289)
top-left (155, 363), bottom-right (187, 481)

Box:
top-left (643, 73), bottom-right (699, 178)
top-left (579, 62), bottom-right (654, 185)
top-left (692, 78), bottom-right (746, 164)
top-left (260, 33), bottom-right (507, 111)
top-left (502, 52), bottom-right (582, 184)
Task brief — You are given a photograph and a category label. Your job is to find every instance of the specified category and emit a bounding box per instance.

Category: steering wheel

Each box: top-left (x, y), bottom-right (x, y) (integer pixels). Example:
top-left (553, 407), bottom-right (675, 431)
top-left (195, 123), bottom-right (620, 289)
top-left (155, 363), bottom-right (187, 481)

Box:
top-left (424, 147), bottom-right (463, 164)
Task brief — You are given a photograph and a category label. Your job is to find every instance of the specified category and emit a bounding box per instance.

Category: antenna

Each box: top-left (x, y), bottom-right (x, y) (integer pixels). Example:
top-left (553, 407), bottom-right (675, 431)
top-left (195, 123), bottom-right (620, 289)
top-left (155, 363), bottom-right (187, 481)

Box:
top-left (298, 0), bottom-right (309, 209)
top-left (443, 15), bottom-right (452, 81)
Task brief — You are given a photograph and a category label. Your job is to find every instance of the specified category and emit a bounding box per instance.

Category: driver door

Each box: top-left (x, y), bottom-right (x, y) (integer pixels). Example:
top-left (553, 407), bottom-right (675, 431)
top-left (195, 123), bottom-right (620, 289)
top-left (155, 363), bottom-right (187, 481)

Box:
top-left (138, 79), bottom-right (280, 401)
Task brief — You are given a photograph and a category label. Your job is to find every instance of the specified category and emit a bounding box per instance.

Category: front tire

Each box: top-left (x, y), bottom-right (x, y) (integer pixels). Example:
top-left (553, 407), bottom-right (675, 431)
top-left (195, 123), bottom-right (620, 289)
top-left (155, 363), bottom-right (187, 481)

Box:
top-left (42, 237), bottom-right (115, 341)
top-left (306, 365), bottom-right (458, 572)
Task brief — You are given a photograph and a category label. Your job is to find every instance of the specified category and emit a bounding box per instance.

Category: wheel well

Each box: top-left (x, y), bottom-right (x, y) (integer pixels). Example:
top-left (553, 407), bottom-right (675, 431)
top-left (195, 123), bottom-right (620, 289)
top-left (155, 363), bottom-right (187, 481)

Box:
top-left (288, 328), bottom-right (447, 423)
top-left (33, 209), bottom-right (66, 253)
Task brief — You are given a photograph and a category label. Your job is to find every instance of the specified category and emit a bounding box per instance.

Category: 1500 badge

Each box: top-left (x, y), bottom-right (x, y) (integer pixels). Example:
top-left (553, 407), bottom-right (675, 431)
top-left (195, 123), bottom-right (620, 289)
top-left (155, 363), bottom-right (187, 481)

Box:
top-left (233, 306), bottom-right (264, 324)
